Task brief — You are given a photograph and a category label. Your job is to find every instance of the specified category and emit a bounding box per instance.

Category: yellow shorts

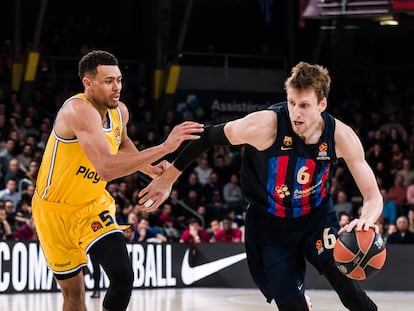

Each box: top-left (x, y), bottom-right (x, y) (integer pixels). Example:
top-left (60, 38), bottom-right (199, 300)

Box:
top-left (32, 191), bottom-right (122, 275)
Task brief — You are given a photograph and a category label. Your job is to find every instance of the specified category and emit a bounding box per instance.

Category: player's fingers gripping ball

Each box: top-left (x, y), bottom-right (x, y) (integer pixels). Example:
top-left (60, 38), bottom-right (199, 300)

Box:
top-left (333, 227), bottom-right (386, 280)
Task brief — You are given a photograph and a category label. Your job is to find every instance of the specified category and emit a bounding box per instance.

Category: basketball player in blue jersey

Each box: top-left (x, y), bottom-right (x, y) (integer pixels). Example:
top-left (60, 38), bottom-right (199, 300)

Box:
top-left (31, 50), bottom-right (204, 311)
top-left (139, 61), bottom-right (382, 310)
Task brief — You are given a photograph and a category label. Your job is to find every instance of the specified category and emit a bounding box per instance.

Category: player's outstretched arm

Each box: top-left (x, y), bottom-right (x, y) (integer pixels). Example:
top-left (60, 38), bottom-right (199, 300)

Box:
top-left (136, 110), bottom-right (278, 211)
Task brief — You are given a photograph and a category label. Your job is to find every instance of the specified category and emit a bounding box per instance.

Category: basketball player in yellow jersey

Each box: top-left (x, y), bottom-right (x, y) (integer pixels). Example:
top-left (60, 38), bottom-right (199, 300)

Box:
top-left (31, 50), bottom-right (204, 311)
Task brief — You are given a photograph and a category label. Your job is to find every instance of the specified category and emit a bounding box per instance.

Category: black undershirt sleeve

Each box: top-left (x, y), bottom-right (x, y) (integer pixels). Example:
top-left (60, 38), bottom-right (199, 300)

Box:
top-left (173, 123), bottom-right (231, 171)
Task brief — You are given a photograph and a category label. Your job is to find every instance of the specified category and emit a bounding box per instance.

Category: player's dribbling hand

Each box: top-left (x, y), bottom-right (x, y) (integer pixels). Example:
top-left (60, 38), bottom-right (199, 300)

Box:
top-left (338, 218), bottom-right (379, 235)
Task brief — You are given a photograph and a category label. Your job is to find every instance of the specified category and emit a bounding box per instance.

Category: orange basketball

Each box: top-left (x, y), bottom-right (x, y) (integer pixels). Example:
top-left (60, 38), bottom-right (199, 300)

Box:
top-left (333, 228), bottom-right (387, 280)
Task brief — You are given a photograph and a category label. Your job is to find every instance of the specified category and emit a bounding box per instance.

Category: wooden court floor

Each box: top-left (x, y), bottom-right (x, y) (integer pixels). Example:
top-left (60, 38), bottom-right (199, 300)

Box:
top-left (1, 288), bottom-right (413, 310)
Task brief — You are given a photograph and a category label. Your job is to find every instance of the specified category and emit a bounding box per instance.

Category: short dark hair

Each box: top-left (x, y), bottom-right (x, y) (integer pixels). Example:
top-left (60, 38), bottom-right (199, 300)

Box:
top-left (78, 50), bottom-right (118, 80)
top-left (187, 217), bottom-right (200, 226)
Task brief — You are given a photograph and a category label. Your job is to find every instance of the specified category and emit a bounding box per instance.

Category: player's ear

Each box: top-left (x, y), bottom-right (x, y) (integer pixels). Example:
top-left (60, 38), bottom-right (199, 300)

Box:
top-left (319, 97), bottom-right (327, 112)
top-left (82, 77), bottom-right (92, 89)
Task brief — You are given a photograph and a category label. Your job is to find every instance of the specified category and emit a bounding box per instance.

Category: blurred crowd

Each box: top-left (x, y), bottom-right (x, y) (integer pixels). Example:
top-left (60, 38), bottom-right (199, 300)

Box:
top-left (1, 55), bottom-right (414, 245)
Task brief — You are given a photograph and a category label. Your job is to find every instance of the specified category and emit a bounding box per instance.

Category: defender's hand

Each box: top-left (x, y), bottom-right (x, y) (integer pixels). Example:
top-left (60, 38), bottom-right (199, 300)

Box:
top-left (163, 121), bottom-right (204, 153)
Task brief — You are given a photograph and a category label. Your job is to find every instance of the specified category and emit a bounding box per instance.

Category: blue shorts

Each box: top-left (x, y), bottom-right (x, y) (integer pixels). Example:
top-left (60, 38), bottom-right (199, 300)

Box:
top-left (245, 200), bottom-right (339, 305)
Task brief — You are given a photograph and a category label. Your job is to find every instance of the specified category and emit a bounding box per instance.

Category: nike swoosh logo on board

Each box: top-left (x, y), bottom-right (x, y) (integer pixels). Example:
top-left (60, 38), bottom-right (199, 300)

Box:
top-left (181, 249), bottom-right (247, 285)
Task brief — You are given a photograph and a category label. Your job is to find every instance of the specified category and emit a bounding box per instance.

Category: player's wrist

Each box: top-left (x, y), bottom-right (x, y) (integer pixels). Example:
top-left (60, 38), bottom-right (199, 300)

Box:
top-left (163, 165), bottom-right (182, 182)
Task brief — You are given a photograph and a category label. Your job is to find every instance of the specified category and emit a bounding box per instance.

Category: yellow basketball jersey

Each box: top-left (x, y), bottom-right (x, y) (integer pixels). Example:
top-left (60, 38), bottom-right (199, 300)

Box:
top-left (36, 93), bottom-right (123, 204)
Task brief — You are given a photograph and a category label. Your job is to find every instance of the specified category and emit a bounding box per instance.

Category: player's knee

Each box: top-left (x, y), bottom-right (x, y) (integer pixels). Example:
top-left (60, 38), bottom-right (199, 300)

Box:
top-left (111, 263), bottom-right (134, 291)
top-left (323, 260), bottom-right (377, 311)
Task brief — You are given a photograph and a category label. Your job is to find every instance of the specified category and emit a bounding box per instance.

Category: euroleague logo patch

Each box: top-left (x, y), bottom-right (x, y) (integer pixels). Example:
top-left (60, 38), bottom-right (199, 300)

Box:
top-left (316, 142), bottom-right (330, 160)
top-left (91, 221), bottom-right (103, 232)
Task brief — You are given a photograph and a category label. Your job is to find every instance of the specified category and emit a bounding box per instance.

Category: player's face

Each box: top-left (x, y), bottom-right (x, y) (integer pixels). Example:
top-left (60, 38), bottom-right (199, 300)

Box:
top-left (286, 87), bottom-right (327, 136)
top-left (85, 65), bottom-right (122, 109)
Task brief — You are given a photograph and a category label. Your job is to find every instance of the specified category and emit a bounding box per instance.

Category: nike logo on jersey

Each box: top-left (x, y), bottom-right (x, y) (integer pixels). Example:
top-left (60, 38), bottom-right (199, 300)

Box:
top-left (181, 249), bottom-right (247, 285)
top-left (281, 146), bottom-right (293, 150)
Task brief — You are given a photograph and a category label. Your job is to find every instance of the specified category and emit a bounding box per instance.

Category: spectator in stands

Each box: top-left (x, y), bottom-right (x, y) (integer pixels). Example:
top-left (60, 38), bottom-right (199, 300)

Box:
top-left (379, 112), bottom-right (408, 143)
top-left (36, 131), bottom-right (49, 151)
top-left (136, 110), bottom-right (159, 143)
top-left (178, 171), bottom-right (203, 197)
top-left (113, 180), bottom-right (131, 210)
top-left (106, 181), bottom-right (119, 198)
top-left (387, 127), bottom-right (406, 152)
top-left (0, 114), bottom-right (7, 143)
top-left (207, 218), bottom-right (221, 242)
top-left (158, 202), bottom-right (180, 241)
top-left (405, 124), bottom-right (414, 157)
top-left (222, 173), bottom-right (247, 216)
top-left (193, 154), bottom-right (213, 186)
top-left (206, 189), bottom-right (226, 220)
top-left (0, 178), bottom-right (21, 209)
top-left (366, 129), bottom-right (387, 151)
top-left (24, 160), bottom-right (39, 184)
top-left (179, 217), bottom-right (210, 243)
top-left (397, 158), bottom-right (414, 187)
top-left (388, 143), bottom-right (405, 176)
top-left (329, 176), bottom-right (340, 200)
top-left (202, 171), bottom-right (222, 205)
top-left (0, 205), bottom-right (13, 240)
top-left (386, 215), bottom-right (414, 244)
top-left (15, 215), bottom-right (37, 241)
top-left (374, 161), bottom-right (393, 190)
top-left (212, 151), bottom-right (232, 184)
top-left (123, 224), bottom-right (136, 242)
top-left (136, 217), bottom-right (167, 243)
top-left (406, 177), bottom-right (414, 211)
top-left (366, 143), bottom-right (388, 171)
top-left (19, 116), bottom-right (39, 138)
top-left (24, 134), bottom-right (38, 151)
top-left (213, 216), bottom-right (242, 243)
top-left (16, 143), bottom-right (34, 172)
top-left (158, 202), bottom-right (175, 228)
top-left (4, 200), bottom-right (16, 232)
top-left (14, 199), bottom-right (32, 230)
top-left (384, 223), bottom-right (397, 243)
top-left (113, 201), bottom-right (128, 225)
top-left (333, 190), bottom-right (354, 217)
top-left (375, 215), bottom-right (385, 239)
top-left (0, 138), bottom-right (17, 174)
top-left (407, 207), bottom-right (414, 233)
top-left (387, 174), bottom-right (408, 217)
top-left (338, 211), bottom-right (351, 228)
top-left (331, 161), bottom-right (355, 197)
top-left (3, 158), bottom-right (26, 185)
top-left (222, 208), bottom-right (243, 228)
top-left (381, 188), bottom-right (397, 226)
top-left (182, 189), bottom-right (202, 212)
